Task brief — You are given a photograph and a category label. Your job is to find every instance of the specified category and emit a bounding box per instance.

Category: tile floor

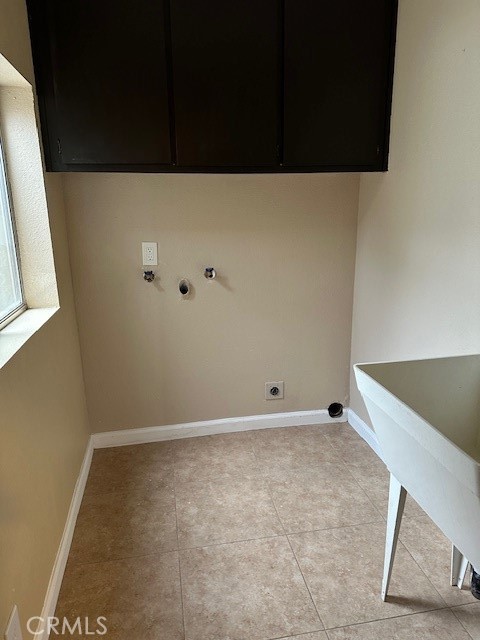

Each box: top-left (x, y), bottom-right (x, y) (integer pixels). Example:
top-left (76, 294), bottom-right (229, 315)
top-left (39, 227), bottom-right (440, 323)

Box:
top-left (56, 423), bottom-right (480, 639)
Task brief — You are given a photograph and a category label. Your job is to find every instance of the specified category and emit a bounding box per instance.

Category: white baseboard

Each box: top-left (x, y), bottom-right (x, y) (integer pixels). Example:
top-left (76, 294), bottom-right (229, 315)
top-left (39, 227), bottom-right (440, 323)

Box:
top-left (92, 409), bottom-right (346, 449)
top-left (347, 408), bottom-right (383, 460)
top-left (36, 436), bottom-right (93, 640)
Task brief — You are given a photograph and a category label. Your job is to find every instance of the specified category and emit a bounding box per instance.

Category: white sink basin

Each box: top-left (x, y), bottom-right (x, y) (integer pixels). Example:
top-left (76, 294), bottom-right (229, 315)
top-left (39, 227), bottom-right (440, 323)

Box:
top-left (355, 355), bottom-right (480, 598)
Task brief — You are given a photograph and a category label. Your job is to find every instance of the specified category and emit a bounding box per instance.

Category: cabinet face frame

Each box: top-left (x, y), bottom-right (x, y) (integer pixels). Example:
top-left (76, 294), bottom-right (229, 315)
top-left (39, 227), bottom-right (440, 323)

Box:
top-left (27, 0), bottom-right (398, 173)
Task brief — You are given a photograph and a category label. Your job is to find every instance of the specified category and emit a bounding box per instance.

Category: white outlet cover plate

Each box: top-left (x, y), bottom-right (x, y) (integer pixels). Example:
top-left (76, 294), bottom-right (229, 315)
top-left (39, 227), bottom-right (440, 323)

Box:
top-left (142, 242), bottom-right (158, 266)
top-left (5, 605), bottom-right (23, 640)
top-left (265, 381), bottom-right (284, 400)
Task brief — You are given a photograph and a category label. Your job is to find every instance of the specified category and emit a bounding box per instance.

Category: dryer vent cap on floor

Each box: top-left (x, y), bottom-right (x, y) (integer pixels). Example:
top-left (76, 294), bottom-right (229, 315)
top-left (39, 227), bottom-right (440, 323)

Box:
top-left (328, 402), bottom-right (343, 418)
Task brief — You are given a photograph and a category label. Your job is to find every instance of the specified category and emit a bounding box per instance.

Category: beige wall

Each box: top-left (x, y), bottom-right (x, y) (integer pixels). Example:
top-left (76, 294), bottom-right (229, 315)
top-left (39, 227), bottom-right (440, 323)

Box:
top-left (0, 0), bottom-right (90, 634)
top-left (64, 173), bottom-right (359, 432)
top-left (350, 0), bottom-right (480, 425)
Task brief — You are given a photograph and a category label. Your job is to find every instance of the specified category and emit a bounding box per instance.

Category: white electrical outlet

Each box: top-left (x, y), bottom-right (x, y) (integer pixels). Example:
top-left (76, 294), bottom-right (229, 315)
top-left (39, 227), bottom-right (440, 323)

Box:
top-left (141, 242), bottom-right (158, 266)
top-left (5, 606), bottom-right (23, 640)
top-left (265, 381), bottom-right (284, 400)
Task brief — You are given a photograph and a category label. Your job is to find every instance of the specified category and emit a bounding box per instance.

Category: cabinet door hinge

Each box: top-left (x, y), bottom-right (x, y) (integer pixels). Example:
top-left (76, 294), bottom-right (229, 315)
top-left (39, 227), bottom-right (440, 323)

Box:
top-left (57, 138), bottom-right (62, 156)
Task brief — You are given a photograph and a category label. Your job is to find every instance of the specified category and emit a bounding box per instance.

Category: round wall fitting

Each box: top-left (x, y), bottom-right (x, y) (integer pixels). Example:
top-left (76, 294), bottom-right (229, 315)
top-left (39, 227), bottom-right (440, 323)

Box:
top-left (204, 267), bottom-right (216, 280)
top-left (179, 279), bottom-right (190, 296)
top-left (328, 402), bottom-right (344, 418)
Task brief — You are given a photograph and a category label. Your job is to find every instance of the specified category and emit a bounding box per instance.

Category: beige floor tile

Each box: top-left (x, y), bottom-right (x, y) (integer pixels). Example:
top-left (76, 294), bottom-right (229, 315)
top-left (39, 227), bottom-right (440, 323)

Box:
top-left (348, 458), bottom-right (425, 519)
top-left (175, 473), bottom-right (283, 548)
top-left (253, 428), bottom-right (342, 471)
top-left (289, 523), bottom-right (446, 629)
top-left (399, 516), bottom-right (476, 606)
top-left (85, 442), bottom-right (174, 495)
top-left (180, 536), bottom-right (323, 640)
top-left (80, 608), bottom-right (180, 640)
top-left (278, 633), bottom-right (328, 640)
top-left (452, 602), bottom-right (480, 639)
top-left (323, 423), bottom-right (365, 444)
top-left (174, 431), bottom-right (254, 461)
top-left (174, 432), bottom-right (259, 482)
top-left (56, 552), bottom-right (183, 640)
top-left (265, 463), bottom-right (382, 534)
top-left (69, 487), bottom-right (177, 564)
top-left (253, 426), bottom-right (296, 441)
top-left (325, 425), bottom-right (382, 468)
top-left (62, 426), bottom-right (473, 640)
top-left (327, 609), bottom-right (471, 640)
top-left (293, 423), bottom-right (349, 437)
top-left (48, 609), bottom-right (180, 640)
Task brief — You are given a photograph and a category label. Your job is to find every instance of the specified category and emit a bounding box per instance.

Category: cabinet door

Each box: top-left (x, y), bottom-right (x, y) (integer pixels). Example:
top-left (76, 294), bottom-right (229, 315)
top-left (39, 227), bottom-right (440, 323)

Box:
top-left (171, 0), bottom-right (278, 167)
top-left (284, 0), bottom-right (396, 169)
top-left (44, 0), bottom-right (172, 166)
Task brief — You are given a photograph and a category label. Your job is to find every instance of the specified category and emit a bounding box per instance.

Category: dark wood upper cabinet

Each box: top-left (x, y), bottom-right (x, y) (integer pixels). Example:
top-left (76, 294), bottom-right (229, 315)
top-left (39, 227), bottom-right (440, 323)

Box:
top-left (170, 0), bottom-right (278, 167)
top-left (27, 0), bottom-right (397, 173)
top-left (29, 0), bottom-right (172, 169)
top-left (284, 0), bottom-right (397, 170)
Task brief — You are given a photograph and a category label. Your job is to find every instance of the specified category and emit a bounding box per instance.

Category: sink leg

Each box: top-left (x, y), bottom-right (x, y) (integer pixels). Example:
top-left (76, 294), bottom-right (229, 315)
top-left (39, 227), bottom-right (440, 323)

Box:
top-left (382, 473), bottom-right (406, 601)
top-left (451, 545), bottom-right (469, 588)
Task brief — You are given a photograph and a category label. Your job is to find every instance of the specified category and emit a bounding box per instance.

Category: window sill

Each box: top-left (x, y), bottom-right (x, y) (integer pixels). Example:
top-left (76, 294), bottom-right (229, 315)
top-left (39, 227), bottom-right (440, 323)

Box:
top-left (0, 307), bottom-right (59, 369)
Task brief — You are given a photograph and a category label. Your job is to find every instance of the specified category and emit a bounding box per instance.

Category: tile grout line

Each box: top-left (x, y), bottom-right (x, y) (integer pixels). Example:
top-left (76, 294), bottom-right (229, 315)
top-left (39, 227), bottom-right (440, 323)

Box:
top-left (254, 428), bottom-right (386, 531)
top-left (323, 604), bottom-right (466, 632)
top-left (326, 436), bottom-right (446, 522)
top-left (394, 524), bottom-right (477, 609)
top-left (450, 602), bottom-right (478, 640)
top-left (388, 526), bottom-right (451, 609)
top-left (450, 602), bottom-right (480, 611)
top-left (250, 434), bottom-right (327, 633)
top-left (172, 444), bottom-right (187, 640)
top-left (63, 517), bottom-right (397, 572)
top-left (322, 433), bottom-right (387, 522)
top-left (311, 432), bottom-right (389, 526)
top-left (256, 428), bottom-right (454, 633)
top-left (399, 542), bottom-right (454, 608)
top-left (80, 430), bottom-right (471, 639)
top-left (285, 534), bottom-right (328, 634)
top-left (265, 630), bottom-right (328, 640)
top-left (323, 430), bottom-right (449, 524)
top-left (261, 604), bottom-right (475, 638)
top-left (325, 431), bottom-right (475, 611)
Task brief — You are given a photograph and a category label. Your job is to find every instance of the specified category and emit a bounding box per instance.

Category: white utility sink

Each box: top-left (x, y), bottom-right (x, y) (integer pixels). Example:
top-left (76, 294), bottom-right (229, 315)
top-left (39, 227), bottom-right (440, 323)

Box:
top-left (354, 355), bottom-right (480, 600)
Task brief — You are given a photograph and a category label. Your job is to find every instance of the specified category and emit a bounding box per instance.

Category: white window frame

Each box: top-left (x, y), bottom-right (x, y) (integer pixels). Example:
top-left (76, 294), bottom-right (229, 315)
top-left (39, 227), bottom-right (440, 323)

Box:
top-left (0, 136), bottom-right (26, 330)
